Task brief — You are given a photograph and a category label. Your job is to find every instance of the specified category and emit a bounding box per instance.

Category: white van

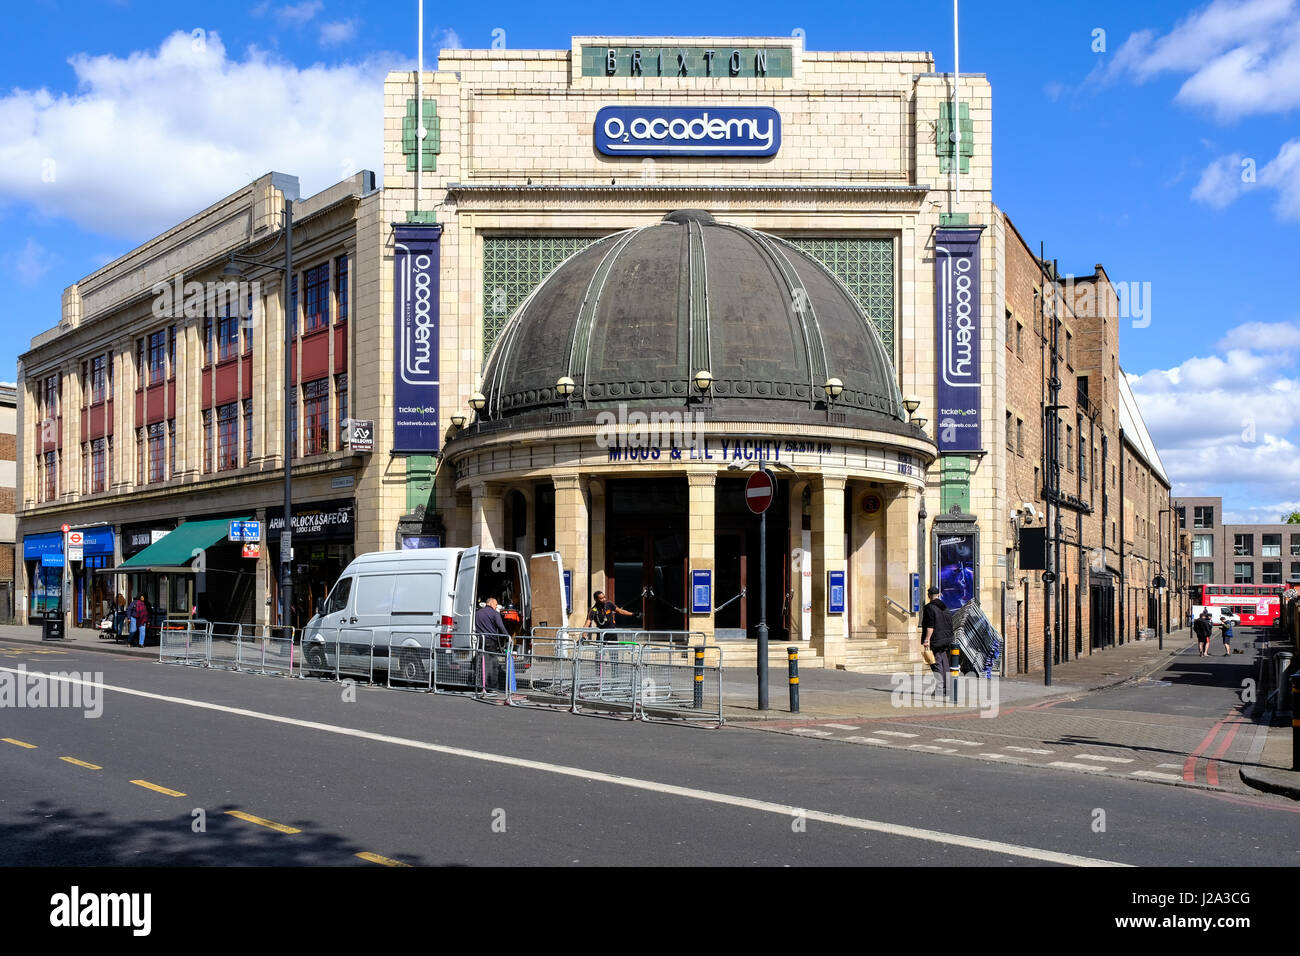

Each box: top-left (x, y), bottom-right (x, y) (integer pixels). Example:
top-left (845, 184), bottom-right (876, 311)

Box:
top-left (302, 546), bottom-right (531, 682)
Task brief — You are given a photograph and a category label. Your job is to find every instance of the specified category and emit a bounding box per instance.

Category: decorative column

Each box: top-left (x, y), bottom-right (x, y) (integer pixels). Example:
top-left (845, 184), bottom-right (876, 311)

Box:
top-left (885, 484), bottom-right (921, 659)
top-left (588, 478), bottom-right (606, 596)
top-left (811, 474), bottom-right (847, 667)
top-left (686, 469), bottom-right (716, 644)
top-left (468, 480), bottom-right (504, 550)
top-left (553, 475), bottom-right (589, 628)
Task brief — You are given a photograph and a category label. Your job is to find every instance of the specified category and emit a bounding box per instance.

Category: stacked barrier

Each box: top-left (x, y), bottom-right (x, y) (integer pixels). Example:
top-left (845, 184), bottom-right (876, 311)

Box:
top-left (158, 621), bottom-right (724, 726)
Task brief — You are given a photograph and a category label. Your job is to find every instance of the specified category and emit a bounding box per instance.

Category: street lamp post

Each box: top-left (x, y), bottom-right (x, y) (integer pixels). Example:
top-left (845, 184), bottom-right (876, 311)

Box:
top-left (224, 195), bottom-right (293, 629)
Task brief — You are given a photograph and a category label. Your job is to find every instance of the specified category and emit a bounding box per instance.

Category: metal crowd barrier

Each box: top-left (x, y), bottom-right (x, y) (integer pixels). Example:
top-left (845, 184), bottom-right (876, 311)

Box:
top-left (157, 620), bottom-right (724, 725)
top-left (158, 618), bottom-right (213, 665)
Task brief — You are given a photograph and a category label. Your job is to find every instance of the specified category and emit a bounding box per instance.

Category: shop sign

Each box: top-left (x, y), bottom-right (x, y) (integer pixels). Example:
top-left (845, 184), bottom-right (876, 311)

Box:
top-left (229, 520), bottom-right (262, 543)
top-left (584, 46), bottom-right (791, 78)
top-left (401, 535), bottom-right (443, 549)
top-left (268, 499), bottom-right (355, 542)
top-left (594, 106), bottom-right (781, 157)
top-left (393, 223), bottom-right (443, 453)
top-left (935, 228), bottom-right (983, 452)
top-left (242, 543), bottom-right (261, 559)
top-left (606, 436), bottom-right (828, 463)
top-left (691, 570), bottom-right (712, 614)
top-left (346, 419), bottom-right (374, 453)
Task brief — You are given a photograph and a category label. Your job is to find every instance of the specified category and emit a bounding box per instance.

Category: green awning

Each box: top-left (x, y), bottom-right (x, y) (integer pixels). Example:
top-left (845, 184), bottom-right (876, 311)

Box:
top-left (116, 518), bottom-right (249, 573)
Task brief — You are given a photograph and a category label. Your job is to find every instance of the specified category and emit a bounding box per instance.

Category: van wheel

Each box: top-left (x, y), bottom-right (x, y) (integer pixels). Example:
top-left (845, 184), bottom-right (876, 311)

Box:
top-left (399, 649), bottom-right (427, 684)
top-left (305, 644), bottom-right (328, 677)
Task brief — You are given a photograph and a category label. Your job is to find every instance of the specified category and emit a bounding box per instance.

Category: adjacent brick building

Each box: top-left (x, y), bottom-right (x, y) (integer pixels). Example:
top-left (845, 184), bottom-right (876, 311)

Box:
top-left (1173, 495), bottom-right (1300, 587)
top-left (1, 383), bottom-right (15, 621)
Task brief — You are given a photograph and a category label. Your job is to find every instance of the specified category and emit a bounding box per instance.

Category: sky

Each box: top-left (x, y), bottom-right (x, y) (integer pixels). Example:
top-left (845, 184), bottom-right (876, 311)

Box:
top-left (2, 0), bottom-right (1297, 523)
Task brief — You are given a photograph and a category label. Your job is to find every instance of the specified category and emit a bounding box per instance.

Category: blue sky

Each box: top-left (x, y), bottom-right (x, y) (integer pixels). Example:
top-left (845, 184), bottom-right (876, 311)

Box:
top-left (3, 0), bottom-right (1298, 521)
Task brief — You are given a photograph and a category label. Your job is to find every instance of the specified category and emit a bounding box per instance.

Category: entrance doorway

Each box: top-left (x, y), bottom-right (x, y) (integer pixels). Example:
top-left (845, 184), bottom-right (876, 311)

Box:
top-left (714, 530), bottom-right (748, 638)
top-left (1090, 575), bottom-right (1115, 649)
top-left (716, 476), bottom-right (790, 642)
top-left (605, 480), bottom-right (687, 632)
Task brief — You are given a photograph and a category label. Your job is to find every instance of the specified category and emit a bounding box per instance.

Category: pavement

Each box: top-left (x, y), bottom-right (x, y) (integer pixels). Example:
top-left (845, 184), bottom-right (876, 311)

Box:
top-left (5, 619), bottom-right (1298, 801)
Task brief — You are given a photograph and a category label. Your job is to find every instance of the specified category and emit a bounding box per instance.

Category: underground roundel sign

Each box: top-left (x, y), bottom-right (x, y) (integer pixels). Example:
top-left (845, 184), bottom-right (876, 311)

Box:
top-left (745, 470), bottom-right (775, 515)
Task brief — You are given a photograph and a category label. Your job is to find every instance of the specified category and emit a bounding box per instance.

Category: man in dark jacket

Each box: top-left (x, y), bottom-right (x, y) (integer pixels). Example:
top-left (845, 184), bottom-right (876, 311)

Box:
top-left (1193, 609), bottom-right (1214, 657)
top-left (921, 586), bottom-right (955, 698)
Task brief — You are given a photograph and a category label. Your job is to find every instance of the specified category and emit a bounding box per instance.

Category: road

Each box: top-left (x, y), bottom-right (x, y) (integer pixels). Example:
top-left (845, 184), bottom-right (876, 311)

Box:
top-left (0, 639), bottom-right (1295, 870)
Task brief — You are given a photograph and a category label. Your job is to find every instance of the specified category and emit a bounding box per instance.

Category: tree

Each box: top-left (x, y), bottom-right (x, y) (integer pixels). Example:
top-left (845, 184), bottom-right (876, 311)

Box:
top-left (1285, 511), bottom-right (1300, 524)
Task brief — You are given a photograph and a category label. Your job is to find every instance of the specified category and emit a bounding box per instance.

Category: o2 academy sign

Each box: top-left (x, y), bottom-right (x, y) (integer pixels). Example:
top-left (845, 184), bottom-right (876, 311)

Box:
top-left (595, 106), bottom-right (781, 157)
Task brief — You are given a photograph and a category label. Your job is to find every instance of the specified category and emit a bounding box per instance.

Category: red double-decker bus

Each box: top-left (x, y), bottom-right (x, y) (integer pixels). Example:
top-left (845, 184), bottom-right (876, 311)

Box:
top-left (1191, 584), bottom-right (1283, 628)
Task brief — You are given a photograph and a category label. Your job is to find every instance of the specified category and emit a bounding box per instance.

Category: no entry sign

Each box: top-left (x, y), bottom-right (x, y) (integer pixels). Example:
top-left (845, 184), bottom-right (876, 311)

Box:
top-left (745, 469), bottom-right (775, 515)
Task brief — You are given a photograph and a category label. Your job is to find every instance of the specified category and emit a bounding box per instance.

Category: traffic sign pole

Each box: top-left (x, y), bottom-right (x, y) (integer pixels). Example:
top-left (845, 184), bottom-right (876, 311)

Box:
top-left (745, 468), bottom-right (776, 711)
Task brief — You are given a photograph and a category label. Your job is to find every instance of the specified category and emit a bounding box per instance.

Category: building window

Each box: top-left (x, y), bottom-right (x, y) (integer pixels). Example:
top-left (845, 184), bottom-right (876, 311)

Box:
top-left (335, 255), bottom-right (349, 323)
top-left (1177, 507), bottom-right (1186, 530)
top-left (1016, 418), bottom-right (1024, 457)
top-left (218, 311), bottom-right (240, 362)
top-left (243, 293), bottom-right (254, 354)
top-left (290, 392), bottom-right (298, 459)
top-left (1262, 562), bottom-right (1282, 584)
top-left (91, 355), bottom-right (108, 404)
top-left (91, 438), bottom-right (106, 493)
top-left (243, 399), bottom-right (254, 466)
top-left (289, 275), bottom-right (299, 335)
top-left (203, 318), bottom-right (214, 366)
top-left (203, 409), bottom-right (214, 474)
top-left (169, 419), bottom-right (176, 477)
top-left (303, 378), bottom-right (329, 455)
top-left (217, 402), bottom-right (239, 471)
top-left (1233, 562), bottom-right (1254, 584)
top-left (148, 330), bottom-right (167, 383)
top-left (336, 374), bottom-right (348, 445)
top-left (1194, 506), bottom-right (1214, 529)
top-left (148, 423), bottom-right (166, 482)
top-left (1292, 561), bottom-right (1300, 579)
top-left (1193, 562), bottom-right (1214, 584)
top-left (304, 264), bottom-right (329, 331)
top-left (1233, 534), bottom-right (1253, 556)
top-left (1292, 533), bottom-right (1300, 557)
top-left (136, 428), bottom-right (145, 484)
top-left (1065, 330), bottom-right (1073, 366)
top-left (43, 374), bottom-right (59, 417)
top-left (1262, 534), bottom-right (1281, 557)
top-left (1005, 411), bottom-right (1013, 455)
top-left (169, 325), bottom-right (176, 374)
top-left (1066, 425), bottom-right (1073, 472)
top-left (1193, 534), bottom-right (1213, 558)
top-left (43, 450), bottom-right (57, 501)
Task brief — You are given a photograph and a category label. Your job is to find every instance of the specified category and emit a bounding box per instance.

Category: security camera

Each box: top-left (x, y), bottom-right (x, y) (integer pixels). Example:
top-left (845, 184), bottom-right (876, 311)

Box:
top-left (1021, 502), bottom-right (1038, 521)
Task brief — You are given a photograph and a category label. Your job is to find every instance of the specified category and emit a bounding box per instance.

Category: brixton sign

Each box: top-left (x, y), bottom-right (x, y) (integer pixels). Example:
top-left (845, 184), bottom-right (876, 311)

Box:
top-left (594, 106), bottom-right (781, 157)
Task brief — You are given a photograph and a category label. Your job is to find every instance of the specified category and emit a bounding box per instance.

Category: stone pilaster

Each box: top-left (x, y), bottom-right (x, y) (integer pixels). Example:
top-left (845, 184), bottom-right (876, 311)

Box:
top-left (553, 474), bottom-right (589, 628)
top-left (811, 474), bottom-right (847, 666)
top-left (885, 484), bottom-right (921, 660)
top-left (469, 480), bottom-right (504, 550)
top-left (686, 469), bottom-right (717, 643)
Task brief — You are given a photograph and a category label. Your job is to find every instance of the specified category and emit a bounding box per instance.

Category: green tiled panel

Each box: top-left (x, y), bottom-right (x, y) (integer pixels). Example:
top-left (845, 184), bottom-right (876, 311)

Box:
top-left (481, 236), bottom-right (602, 359)
top-left (403, 99), bottom-right (440, 172)
top-left (937, 102), bottom-right (973, 174)
top-left (940, 455), bottom-right (971, 513)
top-left (785, 237), bottom-right (897, 360)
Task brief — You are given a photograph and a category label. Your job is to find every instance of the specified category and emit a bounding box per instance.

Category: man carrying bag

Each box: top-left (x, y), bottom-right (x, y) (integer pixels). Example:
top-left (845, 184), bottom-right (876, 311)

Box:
top-left (921, 586), bottom-right (955, 699)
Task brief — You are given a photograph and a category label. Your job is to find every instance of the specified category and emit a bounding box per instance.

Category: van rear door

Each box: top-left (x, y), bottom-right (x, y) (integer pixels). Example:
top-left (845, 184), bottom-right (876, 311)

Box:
top-left (452, 547), bottom-right (479, 646)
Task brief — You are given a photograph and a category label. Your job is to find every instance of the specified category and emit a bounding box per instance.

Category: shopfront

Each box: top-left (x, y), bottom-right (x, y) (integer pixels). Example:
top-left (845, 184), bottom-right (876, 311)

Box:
top-left (71, 526), bottom-right (116, 626)
top-left (268, 498), bottom-right (356, 628)
top-left (22, 532), bottom-right (64, 622)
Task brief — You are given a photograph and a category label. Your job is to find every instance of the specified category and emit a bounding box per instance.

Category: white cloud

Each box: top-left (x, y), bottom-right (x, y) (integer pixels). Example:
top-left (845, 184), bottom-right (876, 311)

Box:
top-left (0, 31), bottom-right (399, 239)
top-left (319, 19), bottom-right (358, 47)
top-left (1193, 139), bottom-right (1300, 220)
top-left (7, 237), bottom-right (54, 285)
top-left (272, 2), bottom-right (323, 27)
top-left (432, 28), bottom-right (462, 52)
top-left (1093, 0), bottom-right (1300, 121)
top-left (1130, 321), bottom-right (1300, 514)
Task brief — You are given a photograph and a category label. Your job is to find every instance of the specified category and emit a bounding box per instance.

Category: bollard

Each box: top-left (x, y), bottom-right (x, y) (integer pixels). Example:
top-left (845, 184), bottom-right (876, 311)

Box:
top-left (1293, 671), bottom-right (1300, 771)
top-left (949, 646), bottom-right (961, 702)
top-left (788, 646), bottom-right (800, 713)
top-left (693, 646), bottom-right (704, 710)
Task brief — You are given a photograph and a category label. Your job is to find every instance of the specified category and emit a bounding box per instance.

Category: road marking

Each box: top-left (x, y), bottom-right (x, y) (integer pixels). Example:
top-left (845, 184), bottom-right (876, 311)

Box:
top-left (843, 736), bottom-right (892, 745)
top-left (226, 811), bottom-right (301, 834)
top-left (980, 753), bottom-right (1027, 761)
top-left (1076, 754), bottom-right (1135, 764)
top-left (60, 757), bottom-right (102, 770)
top-left (1005, 746), bottom-right (1053, 754)
top-left (1130, 771), bottom-right (1182, 782)
top-left (790, 728), bottom-right (833, 737)
top-left (909, 744), bottom-right (959, 754)
top-left (356, 851), bottom-right (412, 867)
top-left (1157, 763), bottom-right (1184, 770)
top-left (130, 779), bottom-right (186, 797)
top-left (935, 738), bottom-right (982, 747)
top-left (874, 730), bottom-right (918, 738)
top-left (1048, 761), bottom-right (1109, 773)
top-left (1, 738), bottom-right (37, 749)
top-left (819, 723), bottom-right (860, 731)
top-left (0, 665), bottom-right (1130, 868)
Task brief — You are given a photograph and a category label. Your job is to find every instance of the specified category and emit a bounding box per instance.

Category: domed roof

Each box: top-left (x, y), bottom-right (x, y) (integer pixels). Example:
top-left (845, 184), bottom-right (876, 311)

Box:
top-left (478, 210), bottom-right (906, 431)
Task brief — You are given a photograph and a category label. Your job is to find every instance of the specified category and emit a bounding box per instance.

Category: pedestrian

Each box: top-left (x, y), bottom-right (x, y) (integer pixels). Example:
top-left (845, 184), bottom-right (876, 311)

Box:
top-left (1192, 608), bottom-right (1214, 657)
top-left (921, 586), bottom-right (955, 698)
top-left (473, 595), bottom-right (511, 689)
top-left (132, 593), bottom-right (150, 647)
top-left (1218, 611), bottom-right (1237, 656)
top-left (585, 590), bottom-right (636, 639)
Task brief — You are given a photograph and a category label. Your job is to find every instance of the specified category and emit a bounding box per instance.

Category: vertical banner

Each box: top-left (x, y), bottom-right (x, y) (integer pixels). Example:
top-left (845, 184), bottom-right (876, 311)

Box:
top-left (935, 227), bottom-right (983, 452)
top-left (393, 223), bottom-right (444, 452)
top-left (937, 534), bottom-right (976, 610)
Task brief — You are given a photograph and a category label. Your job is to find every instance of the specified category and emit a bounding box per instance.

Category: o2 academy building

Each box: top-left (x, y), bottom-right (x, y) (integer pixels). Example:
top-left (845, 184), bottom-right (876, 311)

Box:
top-left (386, 35), bottom-right (1000, 672)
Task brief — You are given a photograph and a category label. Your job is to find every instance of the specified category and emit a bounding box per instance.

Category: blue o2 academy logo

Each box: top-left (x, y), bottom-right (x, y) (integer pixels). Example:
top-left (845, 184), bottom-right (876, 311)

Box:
top-left (594, 106), bottom-right (781, 157)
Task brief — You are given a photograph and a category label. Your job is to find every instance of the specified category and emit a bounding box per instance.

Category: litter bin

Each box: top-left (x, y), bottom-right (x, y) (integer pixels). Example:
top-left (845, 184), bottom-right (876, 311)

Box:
top-left (1275, 651), bottom-right (1294, 712)
top-left (41, 616), bottom-right (65, 642)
